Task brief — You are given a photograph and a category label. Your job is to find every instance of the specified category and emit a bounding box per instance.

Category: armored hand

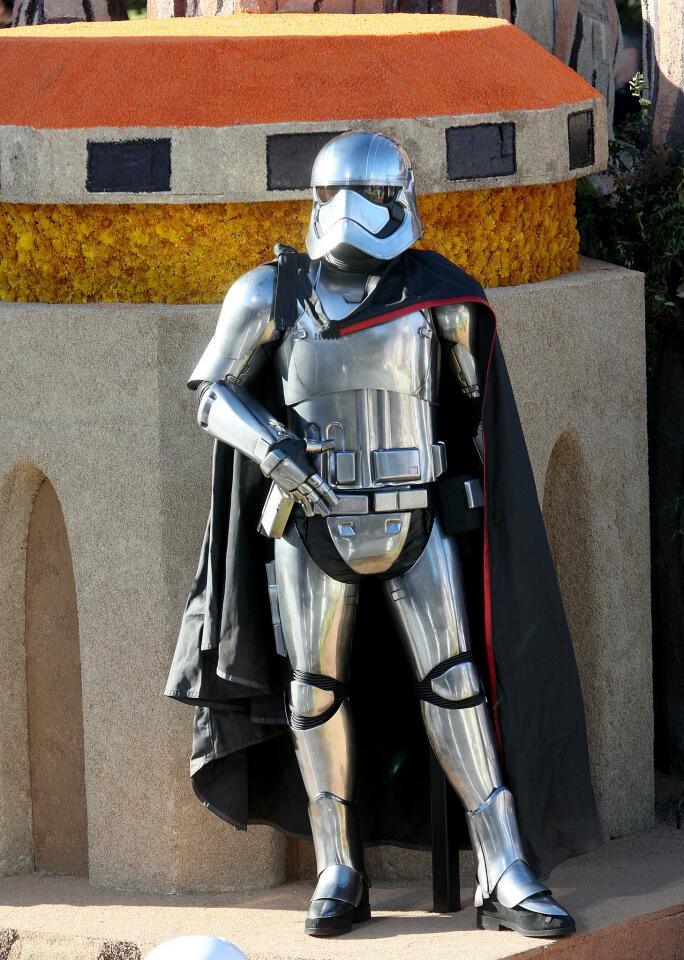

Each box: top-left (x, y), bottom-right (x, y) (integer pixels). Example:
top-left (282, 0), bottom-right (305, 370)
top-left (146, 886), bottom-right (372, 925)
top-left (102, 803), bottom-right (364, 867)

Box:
top-left (197, 380), bottom-right (338, 515)
top-left (260, 437), bottom-right (339, 516)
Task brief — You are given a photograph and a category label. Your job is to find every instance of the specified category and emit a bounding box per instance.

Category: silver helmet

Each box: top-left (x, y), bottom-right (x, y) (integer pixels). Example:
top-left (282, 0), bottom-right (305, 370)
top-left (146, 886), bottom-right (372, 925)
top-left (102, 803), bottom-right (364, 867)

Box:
top-left (306, 131), bottom-right (423, 267)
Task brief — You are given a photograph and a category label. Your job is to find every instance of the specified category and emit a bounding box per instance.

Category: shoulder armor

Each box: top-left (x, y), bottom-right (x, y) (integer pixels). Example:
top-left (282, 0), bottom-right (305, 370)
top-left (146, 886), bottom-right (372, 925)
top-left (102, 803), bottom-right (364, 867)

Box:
top-left (188, 263), bottom-right (278, 388)
top-left (432, 302), bottom-right (480, 399)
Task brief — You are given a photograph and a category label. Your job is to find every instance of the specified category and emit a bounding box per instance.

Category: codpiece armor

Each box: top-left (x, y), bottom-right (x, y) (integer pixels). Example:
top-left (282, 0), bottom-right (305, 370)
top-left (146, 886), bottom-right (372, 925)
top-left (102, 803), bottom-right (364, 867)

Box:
top-left (188, 132), bottom-right (575, 939)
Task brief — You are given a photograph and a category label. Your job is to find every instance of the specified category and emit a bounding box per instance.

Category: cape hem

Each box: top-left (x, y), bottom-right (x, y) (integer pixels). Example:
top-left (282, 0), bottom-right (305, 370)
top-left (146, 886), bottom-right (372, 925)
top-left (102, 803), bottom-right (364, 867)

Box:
top-left (214, 668), bottom-right (271, 691)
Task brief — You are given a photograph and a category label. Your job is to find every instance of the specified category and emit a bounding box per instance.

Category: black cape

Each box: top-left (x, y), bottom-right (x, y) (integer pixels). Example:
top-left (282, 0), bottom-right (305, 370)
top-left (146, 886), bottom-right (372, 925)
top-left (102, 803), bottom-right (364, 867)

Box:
top-left (165, 249), bottom-right (602, 878)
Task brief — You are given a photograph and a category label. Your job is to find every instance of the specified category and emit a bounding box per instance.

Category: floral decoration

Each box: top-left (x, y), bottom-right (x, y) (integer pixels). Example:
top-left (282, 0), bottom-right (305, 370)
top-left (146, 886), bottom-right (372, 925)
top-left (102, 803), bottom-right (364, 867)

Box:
top-left (0, 182), bottom-right (577, 303)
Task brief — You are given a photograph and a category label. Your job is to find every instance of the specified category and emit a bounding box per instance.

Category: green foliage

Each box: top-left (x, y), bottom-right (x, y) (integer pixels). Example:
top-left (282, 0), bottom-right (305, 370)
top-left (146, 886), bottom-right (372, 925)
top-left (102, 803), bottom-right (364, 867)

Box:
top-left (126, 0), bottom-right (147, 18)
top-left (628, 71), bottom-right (653, 120)
top-left (616, 0), bottom-right (642, 33)
top-left (576, 78), bottom-right (684, 329)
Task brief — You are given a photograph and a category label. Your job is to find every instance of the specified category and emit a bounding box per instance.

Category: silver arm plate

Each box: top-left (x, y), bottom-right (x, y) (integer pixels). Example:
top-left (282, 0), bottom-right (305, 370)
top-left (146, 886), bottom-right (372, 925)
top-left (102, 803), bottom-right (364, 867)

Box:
top-left (198, 379), bottom-right (289, 462)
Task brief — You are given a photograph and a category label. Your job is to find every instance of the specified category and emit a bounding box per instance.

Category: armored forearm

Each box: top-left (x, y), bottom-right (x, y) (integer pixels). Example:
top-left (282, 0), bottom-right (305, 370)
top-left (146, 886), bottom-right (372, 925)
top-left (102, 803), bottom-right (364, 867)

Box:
top-left (432, 301), bottom-right (481, 400)
top-left (448, 341), bottom-right (480, 399)
top-left (197, 378), bottom-right (338, 512)
top-left (197, 378), bottom-right (292, 464)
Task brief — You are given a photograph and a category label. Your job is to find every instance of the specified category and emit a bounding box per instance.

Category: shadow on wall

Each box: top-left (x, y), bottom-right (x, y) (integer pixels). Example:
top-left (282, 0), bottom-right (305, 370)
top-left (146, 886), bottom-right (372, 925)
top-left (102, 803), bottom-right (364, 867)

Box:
top-left (542, 431), bottom-right (603, 801)
top-left (0, 460), bottom-right (88, 877)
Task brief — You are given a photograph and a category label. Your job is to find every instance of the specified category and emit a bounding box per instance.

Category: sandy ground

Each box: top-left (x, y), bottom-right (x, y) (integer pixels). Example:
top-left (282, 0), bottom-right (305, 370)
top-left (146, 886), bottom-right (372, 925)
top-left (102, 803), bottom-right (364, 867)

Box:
top-left (0, 825), bottom-right (682, 959)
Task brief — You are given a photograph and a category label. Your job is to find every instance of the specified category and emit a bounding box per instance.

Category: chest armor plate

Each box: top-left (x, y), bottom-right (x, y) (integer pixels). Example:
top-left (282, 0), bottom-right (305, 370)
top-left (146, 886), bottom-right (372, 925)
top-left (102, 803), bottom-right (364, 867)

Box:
top-left (274, 308), bottom-right (446, 490)
top-left (277, 307), bottom-right (437, 403)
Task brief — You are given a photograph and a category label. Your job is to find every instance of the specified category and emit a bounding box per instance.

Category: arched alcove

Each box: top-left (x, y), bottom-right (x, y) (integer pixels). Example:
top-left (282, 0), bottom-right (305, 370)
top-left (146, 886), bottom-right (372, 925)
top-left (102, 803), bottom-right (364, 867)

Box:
top-left (542, 431), bottom-right (600, 756)
top-left (25, 475), bottom-right (88, 876)
top-left (0, 461), bottom-right (88, 877)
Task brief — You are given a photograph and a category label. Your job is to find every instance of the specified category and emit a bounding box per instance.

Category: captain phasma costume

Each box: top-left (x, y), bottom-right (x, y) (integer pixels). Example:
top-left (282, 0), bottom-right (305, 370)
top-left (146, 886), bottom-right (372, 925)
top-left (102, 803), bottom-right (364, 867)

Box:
top-left (166, 132), bottom-right (602, 940)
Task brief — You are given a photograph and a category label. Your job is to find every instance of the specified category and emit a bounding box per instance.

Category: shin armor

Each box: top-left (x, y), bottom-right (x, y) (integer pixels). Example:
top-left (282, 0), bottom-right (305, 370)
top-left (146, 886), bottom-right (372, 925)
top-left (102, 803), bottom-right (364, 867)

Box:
top-left (288, 670), bottom-right (363, 904)
top-left (387, 518), bottom-right (555, 913)
top-left (275, 524), bottom-right (366, 908)
top-left (288, 672), bottom-right (366, 907)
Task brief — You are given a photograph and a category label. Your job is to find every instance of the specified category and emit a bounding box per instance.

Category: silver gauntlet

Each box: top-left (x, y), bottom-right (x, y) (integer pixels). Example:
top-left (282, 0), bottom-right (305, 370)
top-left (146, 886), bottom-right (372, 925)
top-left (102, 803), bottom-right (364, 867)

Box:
top-left (198, 380), bottom-right (338, 514)
top-left (198, 379), bottom-right (289, 460)
top-left (260, 440), bottom-right (338, 514)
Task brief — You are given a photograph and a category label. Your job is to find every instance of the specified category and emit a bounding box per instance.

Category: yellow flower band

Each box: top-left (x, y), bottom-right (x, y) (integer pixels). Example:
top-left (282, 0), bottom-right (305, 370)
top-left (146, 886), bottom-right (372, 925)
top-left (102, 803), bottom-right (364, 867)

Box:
top-left (0, 182), bottom-right (577, 304)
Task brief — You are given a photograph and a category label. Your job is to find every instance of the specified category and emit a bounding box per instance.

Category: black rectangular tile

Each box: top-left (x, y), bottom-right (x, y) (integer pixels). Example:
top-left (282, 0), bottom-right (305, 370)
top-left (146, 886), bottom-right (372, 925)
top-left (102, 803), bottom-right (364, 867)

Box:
top-left (87, 138), bottom-right (171, 193)
top-left (568, 109), bottom-right (595, 170)
top-left (446, 123), bottom-right (516, 180)
top-left (267, 132), bottom-right (342, 191)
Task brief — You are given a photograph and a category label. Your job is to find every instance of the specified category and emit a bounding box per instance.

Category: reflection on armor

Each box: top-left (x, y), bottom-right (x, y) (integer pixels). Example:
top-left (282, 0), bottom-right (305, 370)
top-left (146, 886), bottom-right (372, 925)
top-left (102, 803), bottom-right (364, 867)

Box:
top-left (387, 517), bottom-right (503, 809)
top-left (306, 131), bottom-right (423, 264)
top-left (275, 522), bottom-right (361, 883)
top-left (197, 379), bottom-right (291, 461)
top-left (278, 306), bottom-right (438, 403)
top-left (434, 301), bottom-right (481, 399)
top-left (309, 260), bottom-right (380, 322)
top-left (309, 795), bottom-right (364, 874)
top-left (326, 511), bottom-right (411, 575)
top-left (276, 305), bottom-right (446, 491)
top-left (189, 263), bottom-right (278, 388)
top-left (192, 130), bottom-right (573, 938)
top-left (291, 700), bottom-right (356, 800)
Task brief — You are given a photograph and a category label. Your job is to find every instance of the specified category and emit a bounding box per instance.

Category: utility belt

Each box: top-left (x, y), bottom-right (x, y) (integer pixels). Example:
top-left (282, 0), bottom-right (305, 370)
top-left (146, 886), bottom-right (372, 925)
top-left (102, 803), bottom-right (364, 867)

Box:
top-left (314, 486), bottom-right (432, 516)
top-left (308, 477), bottom-right (485, 518)
top-left (259, 477), bottom-right (483, 539)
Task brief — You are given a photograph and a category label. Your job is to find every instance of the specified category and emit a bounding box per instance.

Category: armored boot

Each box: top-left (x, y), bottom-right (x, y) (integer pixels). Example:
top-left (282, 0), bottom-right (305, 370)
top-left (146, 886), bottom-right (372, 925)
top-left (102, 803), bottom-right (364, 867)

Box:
top-left (468, 787), bottom-right (574, 936)
top-left (305, 792), bottom-right (370, 936)
top-left (427, 678), bottom-right (574, 936)
top-left (425, 666), bottom-right (574, 936)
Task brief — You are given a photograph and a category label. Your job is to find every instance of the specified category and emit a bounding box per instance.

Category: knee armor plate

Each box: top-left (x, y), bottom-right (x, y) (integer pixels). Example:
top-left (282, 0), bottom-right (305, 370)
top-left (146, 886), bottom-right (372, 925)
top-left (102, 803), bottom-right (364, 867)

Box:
top-left (415, 654), bottom-right (485, 710)
top-left (287, 670), bottom-right (348, 730)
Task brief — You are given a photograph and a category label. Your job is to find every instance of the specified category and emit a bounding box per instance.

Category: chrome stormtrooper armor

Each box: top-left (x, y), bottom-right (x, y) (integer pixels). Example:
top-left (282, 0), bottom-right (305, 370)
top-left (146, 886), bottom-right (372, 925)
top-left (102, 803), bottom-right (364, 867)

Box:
top-left (189, 132), bottom-right (574, 939)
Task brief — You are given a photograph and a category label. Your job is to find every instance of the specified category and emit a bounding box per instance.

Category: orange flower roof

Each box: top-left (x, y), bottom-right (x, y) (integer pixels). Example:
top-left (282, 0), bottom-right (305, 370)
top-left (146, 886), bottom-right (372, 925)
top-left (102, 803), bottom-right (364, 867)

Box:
top-left (0, 14), bottom-right (599, 129)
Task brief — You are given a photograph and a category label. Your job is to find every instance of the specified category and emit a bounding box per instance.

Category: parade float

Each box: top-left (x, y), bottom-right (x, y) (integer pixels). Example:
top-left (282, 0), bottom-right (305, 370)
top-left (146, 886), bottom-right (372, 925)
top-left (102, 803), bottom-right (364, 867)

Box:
top-left (0, 14), bottom-right (651, 899)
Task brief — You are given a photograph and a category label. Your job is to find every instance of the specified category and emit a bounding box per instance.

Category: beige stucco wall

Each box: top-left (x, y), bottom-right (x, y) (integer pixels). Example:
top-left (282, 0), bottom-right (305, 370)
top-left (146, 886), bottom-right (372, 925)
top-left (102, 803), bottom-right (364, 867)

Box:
top-left (0, 303), bottom-right (285, 893)
top-left (0, 256), bottom-right (652, 892)
top-left (495, 258), bottom-right (653, 840)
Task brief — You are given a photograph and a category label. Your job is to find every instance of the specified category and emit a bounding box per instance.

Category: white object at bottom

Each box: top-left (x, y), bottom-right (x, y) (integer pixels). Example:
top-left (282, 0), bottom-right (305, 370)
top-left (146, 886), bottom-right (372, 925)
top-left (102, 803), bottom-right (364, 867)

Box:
top-left (145, 936), bottom-right (248, 960)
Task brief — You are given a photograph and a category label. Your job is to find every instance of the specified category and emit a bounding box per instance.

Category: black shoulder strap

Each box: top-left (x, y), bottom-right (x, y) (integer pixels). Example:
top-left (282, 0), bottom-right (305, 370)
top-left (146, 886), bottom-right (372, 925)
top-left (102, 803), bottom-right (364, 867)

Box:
top-left (273, 244), bottom-right (310, 332)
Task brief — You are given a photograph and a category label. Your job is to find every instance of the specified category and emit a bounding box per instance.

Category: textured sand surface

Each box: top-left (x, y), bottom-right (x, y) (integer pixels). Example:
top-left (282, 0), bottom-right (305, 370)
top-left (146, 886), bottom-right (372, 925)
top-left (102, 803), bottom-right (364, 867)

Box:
top-left (0, 826), bottom-right (682, 959)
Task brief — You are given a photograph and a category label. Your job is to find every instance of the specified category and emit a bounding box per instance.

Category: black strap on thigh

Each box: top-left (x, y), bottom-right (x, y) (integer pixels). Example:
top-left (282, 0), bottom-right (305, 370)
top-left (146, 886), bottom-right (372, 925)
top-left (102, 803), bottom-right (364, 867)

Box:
top-left (287, 668), bottom-right (349, 731)
top-left (415, 652), bottom-right (486, 710)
